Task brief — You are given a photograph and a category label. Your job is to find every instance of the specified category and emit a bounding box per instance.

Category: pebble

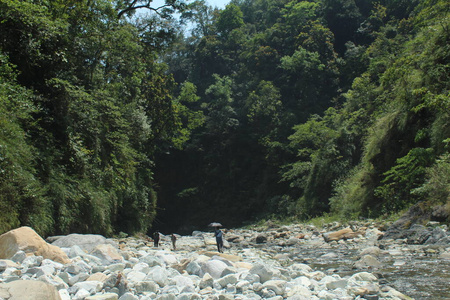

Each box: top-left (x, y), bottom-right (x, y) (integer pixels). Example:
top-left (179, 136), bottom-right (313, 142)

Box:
top-left (1, 222), bottom-right (446, 299)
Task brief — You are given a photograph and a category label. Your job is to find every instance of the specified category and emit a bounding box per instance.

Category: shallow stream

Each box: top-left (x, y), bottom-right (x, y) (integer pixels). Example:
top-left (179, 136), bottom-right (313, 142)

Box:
top-left (293, 244), bottom-right (450, 300)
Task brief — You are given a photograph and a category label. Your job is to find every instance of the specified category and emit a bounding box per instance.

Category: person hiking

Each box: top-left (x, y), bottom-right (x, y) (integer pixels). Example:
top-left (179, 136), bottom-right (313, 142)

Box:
top-left (153, 231), bottom-right (160, 247)
top-left (171, 234), bottom-right (177, 250)
top-left (214, 227), bottom-right (224, 253)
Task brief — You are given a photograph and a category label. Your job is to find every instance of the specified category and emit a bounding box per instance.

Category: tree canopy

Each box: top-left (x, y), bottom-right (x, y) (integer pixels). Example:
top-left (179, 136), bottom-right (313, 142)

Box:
top-left (1, 0), bottom-right (449, 236)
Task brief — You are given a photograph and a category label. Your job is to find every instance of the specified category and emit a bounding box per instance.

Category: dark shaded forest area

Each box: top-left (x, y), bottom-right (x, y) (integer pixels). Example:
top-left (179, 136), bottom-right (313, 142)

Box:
top-left (0, 0), bottom-right (449, 236)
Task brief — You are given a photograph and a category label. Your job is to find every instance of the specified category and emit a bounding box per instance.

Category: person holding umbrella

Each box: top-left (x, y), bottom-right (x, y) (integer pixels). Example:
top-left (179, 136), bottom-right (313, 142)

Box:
top-left (209, 222), bottom-right (224, 253)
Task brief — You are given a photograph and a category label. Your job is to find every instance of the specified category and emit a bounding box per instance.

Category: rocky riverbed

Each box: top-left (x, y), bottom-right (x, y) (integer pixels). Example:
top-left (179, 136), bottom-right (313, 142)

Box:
top-left (0, 221), bottom-right (449, 300)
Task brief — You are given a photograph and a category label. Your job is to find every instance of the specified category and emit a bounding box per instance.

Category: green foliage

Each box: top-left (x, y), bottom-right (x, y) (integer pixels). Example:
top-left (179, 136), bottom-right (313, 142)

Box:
top-left (0, 0), bottom-right (188, 235)
top-left (0, 54), bottom-right (53, 235)
top-left (375, 148), bottom-right (435, 211)
top-left (172, 82), bottom-right (205, 149)
top-left (216, 4), bottom-right (244, 36)
top-left (204, 74), bottom-right (239, 134)
top-left (1, 0), bottom-right (448, 235)
top-left (328, 0), bottom-right (449, 219)
top-left (413, 153), bottom-right (450, 207)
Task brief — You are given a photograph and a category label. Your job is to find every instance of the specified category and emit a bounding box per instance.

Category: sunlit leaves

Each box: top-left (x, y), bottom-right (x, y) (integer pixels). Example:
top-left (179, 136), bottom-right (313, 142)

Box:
top-left (172, 81), bottom-right (205, 149)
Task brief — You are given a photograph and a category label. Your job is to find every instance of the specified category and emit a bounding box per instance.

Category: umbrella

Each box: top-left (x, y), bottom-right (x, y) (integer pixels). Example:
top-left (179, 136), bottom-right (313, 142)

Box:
top-left (208, 222), bottom-right (222, 227)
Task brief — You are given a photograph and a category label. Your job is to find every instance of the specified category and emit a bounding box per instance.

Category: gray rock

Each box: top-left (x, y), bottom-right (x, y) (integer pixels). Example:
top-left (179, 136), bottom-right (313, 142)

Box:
top-left (186, 261), bottom-right (202, 276)
top-left (216, 273), bottom-right (238, 288)
top-left (425, 227), bottom-right (448, 244)
top-left (146, 265), bottom-right (169, 287)
top-left (249, 263), bottom-right (275, 283)
top-left (85, 293), bottom-right (119, 300)
top-left (52, 234), bottom-right (117, 252)
top-left (354, 255), bottom-right (382, 269)
top-left (262, 280), bottom-right (287, 295)
top-left (90, 244), bottom-right (124, 265)
top-left (126, 270), bottom-right (147, 283)
top-left (200, 259), bottom-right (228, 279)
top-left (172, 274), bottom-right (195, 289)
top-left (0, 259), bottom-right (19, 272)
top-left (107, 263), bottom-right (126, 272)
top-left (68, 245), bottom-right (87, 258)
top-left (0, 280), bottom-right (61, 300)
top-left (140, 255), bottom-right (164, 267)
top-left (135, 281), bottom-right (159, 293)
top-left (69, 273), bottom-right (90, 286)
top-left (199, 273), bottom-right (214, 289)
top-left (73, 288), bottom-right (91, 299)
top-left (38, 274), bottom-right (69, 290)
top-left (325, 278), bottom-right (348, 290)
top-left (360, 246), bottom-right (382, 257)
top-left (69, 280), bottom-right (103, 295)
top-left (118, 292), bottom-right (139, 300)
top-left (10, 250), bottom-right (27, 263)
top-left (22, 255), bottom-right (43, 268)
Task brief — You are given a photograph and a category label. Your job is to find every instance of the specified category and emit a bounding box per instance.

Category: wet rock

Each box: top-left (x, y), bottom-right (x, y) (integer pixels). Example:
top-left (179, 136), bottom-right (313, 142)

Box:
top-left (360, 246), bottom-right (382, 257)
top-left (255, 235), bottom-right (268, 244)
top-left (354, 255), bottom-right (382, 269)
top-left (406, 225), bottom-right (432, 244)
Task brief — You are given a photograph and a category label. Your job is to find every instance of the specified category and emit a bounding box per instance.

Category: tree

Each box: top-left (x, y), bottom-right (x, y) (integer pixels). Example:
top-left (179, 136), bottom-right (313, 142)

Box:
top-left (216, 3), bottom-right (244, 37)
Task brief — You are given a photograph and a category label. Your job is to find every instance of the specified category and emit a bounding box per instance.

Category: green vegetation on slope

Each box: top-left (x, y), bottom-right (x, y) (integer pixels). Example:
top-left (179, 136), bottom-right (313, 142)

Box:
top-left (1, 0), bottom-right (448, 235)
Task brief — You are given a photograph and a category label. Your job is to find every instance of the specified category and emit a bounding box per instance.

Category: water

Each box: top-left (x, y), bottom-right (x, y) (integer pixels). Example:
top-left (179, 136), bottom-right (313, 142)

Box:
top-left (292, 244), bottom-right (450, 300)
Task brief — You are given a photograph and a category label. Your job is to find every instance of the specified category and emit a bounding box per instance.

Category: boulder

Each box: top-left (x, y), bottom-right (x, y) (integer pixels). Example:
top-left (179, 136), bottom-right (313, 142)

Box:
top-left (262, 280), bottom-right (287, 295)
top-left (0, 280), bottom-right (62, 300)
top-left (354, 255), bottom-right (382, 269)
top-left (381, 202), bottom-right (436, 241)
top-left (359, 246), bottom-right (382, 257)
top-left (52, 234), bottom-right (117, 253)
top-left (90, 244), bottom-right (123, 265)
top-left (200, 259), bottom-right (228, 279)
top-left (322, 227), bottom-right (362, 242)
top-left (249, 263), bottom-right (275, 283)
top-left (255, 234), bottom-right (268, 244)
top-left (0, 227), bottom-right (70, 264)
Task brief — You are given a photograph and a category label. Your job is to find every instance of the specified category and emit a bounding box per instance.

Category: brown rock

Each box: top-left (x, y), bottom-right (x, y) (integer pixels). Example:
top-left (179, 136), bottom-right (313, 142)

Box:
top-left (274, 231), bottom-right (290, 239)
top-left (87, 272), bottom-right (108, 282)
top-left (0, 280), bottom-right (61, 300)
top-left (171, 258), bottom-right (192, 273)
top-left (90, 244), bottom-right (123, 265)
top-left (0, 227), bottom-right (70, 264)
top-left (322, 227), bottom-right (353, 242)
top-left (200, 251), bottom-right (243, 262)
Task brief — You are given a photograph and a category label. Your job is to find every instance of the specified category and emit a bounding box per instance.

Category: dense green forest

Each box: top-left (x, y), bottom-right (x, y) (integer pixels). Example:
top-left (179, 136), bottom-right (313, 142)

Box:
top-left (0, 0), bottom-right (448, 236)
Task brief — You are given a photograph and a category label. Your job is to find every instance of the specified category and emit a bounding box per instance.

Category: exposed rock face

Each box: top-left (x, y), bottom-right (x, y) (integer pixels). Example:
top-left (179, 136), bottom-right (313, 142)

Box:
top-left (382, 202), bottom-right (450, 244)
top-left (0, 227), bottom-right (70, 264)
top-left (0, 280), bottom-right (61, 300)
